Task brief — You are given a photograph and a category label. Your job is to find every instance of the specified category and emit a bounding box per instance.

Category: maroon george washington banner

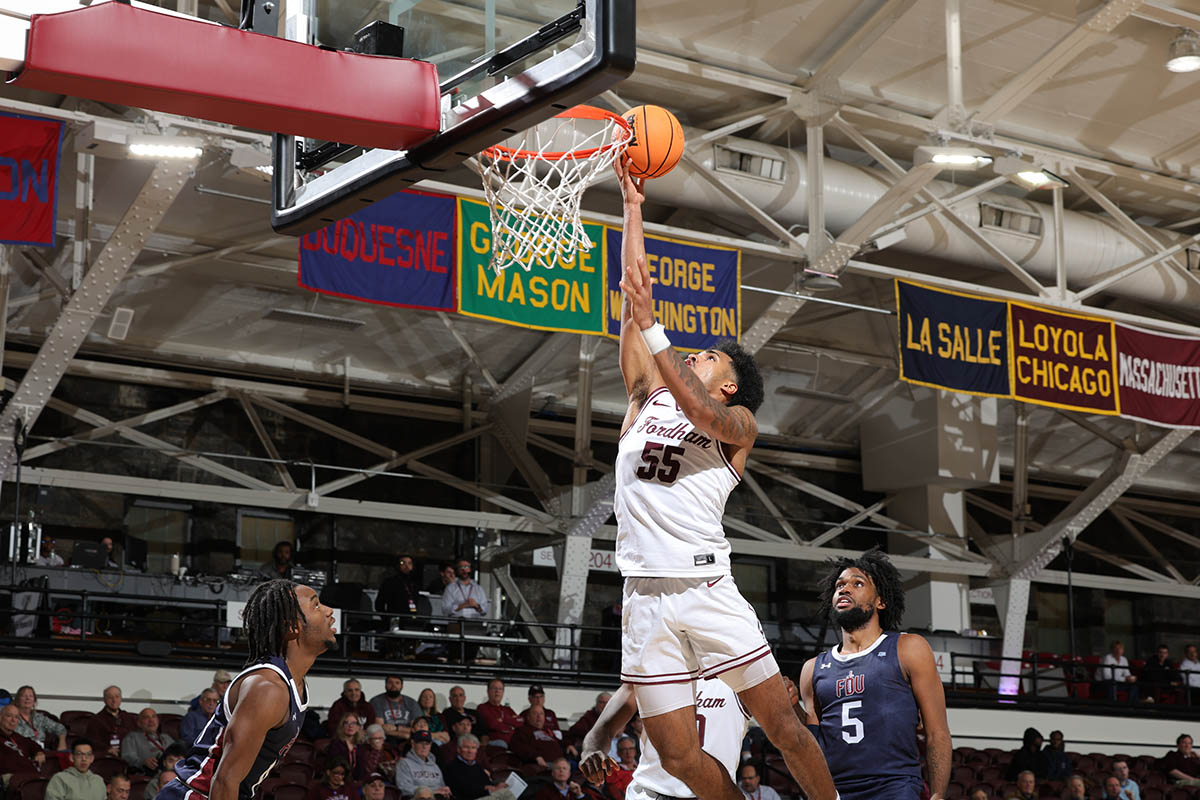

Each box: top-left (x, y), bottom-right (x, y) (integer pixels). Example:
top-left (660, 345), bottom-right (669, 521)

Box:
top-left (1116, 324), bottom-right (1200, 428)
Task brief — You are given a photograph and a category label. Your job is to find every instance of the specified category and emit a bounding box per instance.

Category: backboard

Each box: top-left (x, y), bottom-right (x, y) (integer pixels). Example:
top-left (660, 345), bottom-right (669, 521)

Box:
top-left (270, 0), bottom-right (635, 235)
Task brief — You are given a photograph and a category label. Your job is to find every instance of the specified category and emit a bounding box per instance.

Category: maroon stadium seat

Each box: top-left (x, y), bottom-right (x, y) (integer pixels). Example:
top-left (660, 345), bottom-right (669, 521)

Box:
top-left (274, 786), bottom-right (308, 800)
top-left (18, 779), bottom-right (48, 800)
top-left (92, 758), bottom-right (127, 780)
top-left (276, 763), bottom-right (312, 784)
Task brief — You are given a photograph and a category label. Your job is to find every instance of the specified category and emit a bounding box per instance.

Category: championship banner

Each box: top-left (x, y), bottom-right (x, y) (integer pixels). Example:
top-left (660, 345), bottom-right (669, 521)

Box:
top-left (0, 112), bottom-right (64, 246)
top-left (1115, 324), bottom-right (1200, 428)
top-left (1009, 302), bottom-right (1118, 414)
top-left (298, 189), bottom-right (457, 311)
top-left (896, 280), bottom-right (1010, 397)
top-left (605, 228), bottom-right (740, 351)
top-left (457, 198), bottom-right (606, 334)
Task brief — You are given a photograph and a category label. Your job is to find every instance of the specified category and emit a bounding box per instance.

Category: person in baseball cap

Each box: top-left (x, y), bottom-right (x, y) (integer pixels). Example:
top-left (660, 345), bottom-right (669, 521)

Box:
top-left (396, 730), bottom-right (451, 798)
top-left (520, 684), bottom-right (565, 745)
top-left (361, 773), bottom-right (387, 800)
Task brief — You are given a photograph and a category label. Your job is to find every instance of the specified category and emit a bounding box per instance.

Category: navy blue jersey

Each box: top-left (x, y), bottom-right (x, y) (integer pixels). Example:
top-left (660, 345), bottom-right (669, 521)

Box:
top-left (811, 632), bottom-right (923, 800)
top-left (161, 658), bottom-right (307, 800)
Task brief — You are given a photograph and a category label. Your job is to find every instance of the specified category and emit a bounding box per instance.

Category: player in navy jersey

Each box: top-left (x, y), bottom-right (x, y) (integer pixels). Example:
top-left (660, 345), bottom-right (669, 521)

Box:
top-left (797, 549), bottom-right (950, 800)
top-left (158, 580), bottom-right (337, 800)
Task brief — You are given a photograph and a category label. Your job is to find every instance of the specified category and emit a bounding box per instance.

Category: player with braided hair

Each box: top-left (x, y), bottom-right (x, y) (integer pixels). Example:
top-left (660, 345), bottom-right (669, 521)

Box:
top-left (798, 548), bottom-right (951, 800)
top-left (158, 580), bottom-right (336, 800)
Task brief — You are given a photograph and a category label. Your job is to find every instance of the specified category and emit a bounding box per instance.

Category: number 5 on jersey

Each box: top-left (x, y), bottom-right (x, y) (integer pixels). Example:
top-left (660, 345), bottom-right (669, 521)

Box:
top-left (841, 701), bottom-right (863, 744)
top-left (635, 442), bottom-right (685, 483)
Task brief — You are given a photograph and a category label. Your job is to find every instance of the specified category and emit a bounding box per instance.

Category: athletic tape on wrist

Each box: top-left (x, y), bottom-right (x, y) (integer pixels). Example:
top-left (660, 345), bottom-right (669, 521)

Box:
top-left (641, 322), bottom-right (671, 355)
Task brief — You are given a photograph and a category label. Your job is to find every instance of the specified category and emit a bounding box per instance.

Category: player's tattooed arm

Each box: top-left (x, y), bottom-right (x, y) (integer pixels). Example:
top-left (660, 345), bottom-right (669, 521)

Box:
top-left (901, 634), bottom-right (951, 800)
top-left (655, 346), bottom-right (758, 448)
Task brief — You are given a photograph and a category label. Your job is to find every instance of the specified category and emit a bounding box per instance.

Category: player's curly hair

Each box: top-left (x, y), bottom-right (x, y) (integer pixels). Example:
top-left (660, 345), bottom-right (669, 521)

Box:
top-left (714, 339), bottom-right (764, 413)
top-left (244, 578), bottom-right (305, 664)
top-left (817, 547), bottom-right (906, 631)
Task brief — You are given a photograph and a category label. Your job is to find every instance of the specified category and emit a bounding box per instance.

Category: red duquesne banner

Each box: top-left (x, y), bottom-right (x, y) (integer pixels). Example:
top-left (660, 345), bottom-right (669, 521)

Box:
top-left (1009, 302), bottom-right (1119, 414)
top-left (1116, 324), bottom-right (1200, 428)
top-left (0, 112), bottom-right (64, 246)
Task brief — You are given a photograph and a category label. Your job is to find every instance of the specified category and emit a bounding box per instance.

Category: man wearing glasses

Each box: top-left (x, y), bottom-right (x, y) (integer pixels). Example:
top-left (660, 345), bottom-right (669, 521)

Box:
top-left (47, 740), bottom-right (106, 800)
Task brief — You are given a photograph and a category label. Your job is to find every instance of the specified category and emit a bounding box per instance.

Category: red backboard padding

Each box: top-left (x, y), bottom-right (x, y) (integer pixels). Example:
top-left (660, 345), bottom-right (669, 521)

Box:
top-left (11, 3), bottom-right (440, 151)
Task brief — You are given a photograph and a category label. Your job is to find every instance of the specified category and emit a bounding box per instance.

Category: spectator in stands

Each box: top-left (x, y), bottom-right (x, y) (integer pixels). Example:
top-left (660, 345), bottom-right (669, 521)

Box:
top-left (1181, 645), bottom-right (1200, 705)
top-left (189, 671), bottom-right (232, 711)
top-left (0, 703), bottom-right (47, 781)
top-left (99, 537), bottom-right (119, 570)
top-left (519, 686), bottom-right (560, 732)
top-left (395, 731), bottom-right (451, 799)
top-left (46, 739), bottom-right (105, 800)
top-left (308, 757), bottom-right (356, 800)
top-left (12, 686), bottom-right (67, 751)
top-left (358, 725), bottom-right (398, 782)
top-left (329, 680), bottom-right (377, 736)
top-left (475, 679), bottom-right (521, 748)
top-left (1065, 775), bottom-right (1089, 800)
top-left (1100, 641), bottom-right (1140, 703)
top-left (413, 790), bottom-right (434, 800)
top-left (145, 745), bottom-right (186, 800)
top-left (149, 771), bottom-right (176, 800)
top-left (378, 555), bottom-right (422, 628)
top-left (121, 708), bottom-right (175, 774)
top-left (1007, 728), bottom-right (1047, 780)
top-left (1164, 733), bottom-right (1200, 787)
top-left (257, 540), bottom-right (294, 581)
top-left (738, 763), bottom-right (780, 800)
top-left (106, 775), bottom-right (130, 800)
top-left (1102, 776), bottom-right (1124, 800)
top-left (1112, 760), bottom-right (1140, 800)
top-left (439, 715), bottom-right (486, 769)
top-left (1045, 730), bottom-right (1071, 780)
top-left (442, 559), bottom-right (489, 664)
top-left (971, 790), bottom-right (991, 800)
top-left (87, 686), bottom-right (138, 758)
top-left (417, 691), bottom-right (449, 745)
top-left (426, 563), bottom-right (456, 596)
top-left (443, 687), bottom-right (480, 733)
top-left (180, 689), bottom-right (219, 747)
top-left (1143, 644), bottom-right (1183, 702)
top-left (329, 714), bottom-right (367, 778)
top-left (1007, 771), bottom-right (1037, 800)
top-left (35, 539), bottom-right (64, 567)
top-left (534, 758), bottom-right (586, 800)
top-left (442, 734), bottom-right (512, 800)
top-left (510, 707), bottom-right (564, 769)
top-left (361, 773), bottom-right (387, 800)
top-left (370, 676), bottom-right (420, 744)
top-left (604, 736), bottom-right (638, 800)
top-left (565, 693), bottom-right (611, 751)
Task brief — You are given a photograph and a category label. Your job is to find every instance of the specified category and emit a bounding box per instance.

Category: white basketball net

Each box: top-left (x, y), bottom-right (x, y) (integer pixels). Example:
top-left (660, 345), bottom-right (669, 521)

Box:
top-left (477, 106), bottom-right (631, 272)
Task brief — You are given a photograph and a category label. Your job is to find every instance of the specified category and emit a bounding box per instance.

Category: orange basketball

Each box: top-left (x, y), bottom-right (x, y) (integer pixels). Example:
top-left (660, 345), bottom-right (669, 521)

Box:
top-left (622, 105), bottom-right (684, 179)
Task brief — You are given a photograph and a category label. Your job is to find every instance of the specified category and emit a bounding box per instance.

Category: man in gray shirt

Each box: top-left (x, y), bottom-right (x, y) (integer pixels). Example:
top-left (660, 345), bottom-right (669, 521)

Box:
top-left (441, 559), bottom-right (489, 663)
top-left (370, 675), bottom-right (421, 743)
top-left (119, 709), bottom-right (175, 774)
top-left (395, 731), bottom-right (451, 799)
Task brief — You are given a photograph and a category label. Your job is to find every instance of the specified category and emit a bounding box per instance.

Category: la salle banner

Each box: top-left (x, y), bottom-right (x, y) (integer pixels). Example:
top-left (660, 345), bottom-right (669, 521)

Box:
top-left (298, 188), bottom-right (457, 311)
top-left (897, 281), bottom-right (1010, 397)
top-left (0, 112), bottom-right (64, 247)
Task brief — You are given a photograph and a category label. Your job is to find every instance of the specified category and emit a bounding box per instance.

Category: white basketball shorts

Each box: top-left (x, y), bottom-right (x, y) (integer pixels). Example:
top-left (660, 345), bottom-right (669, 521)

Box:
top-left (621, 575), bottom-right (778, 716)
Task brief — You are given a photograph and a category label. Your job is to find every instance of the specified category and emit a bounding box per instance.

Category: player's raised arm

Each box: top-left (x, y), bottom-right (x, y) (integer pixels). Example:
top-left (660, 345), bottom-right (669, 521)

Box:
top-left (899, 634), bottom-right (951, 800)
top-left (616, 159), bottom-right (660, 409)
top-left (208, 674), bottom-right (291, 800)
top-left (620, 244), bottom-right (757, 450)
top-left (579, 684), bottom-right (636, 783)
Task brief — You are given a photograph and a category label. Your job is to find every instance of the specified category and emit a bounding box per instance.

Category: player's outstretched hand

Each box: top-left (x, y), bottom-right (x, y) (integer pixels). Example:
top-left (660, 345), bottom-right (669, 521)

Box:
top-left (619, 254), bottom-right (656, 331)
top-left (613, 155), bottom-right (646, 206)
top-left (579, 748), bottom-right (618, 784)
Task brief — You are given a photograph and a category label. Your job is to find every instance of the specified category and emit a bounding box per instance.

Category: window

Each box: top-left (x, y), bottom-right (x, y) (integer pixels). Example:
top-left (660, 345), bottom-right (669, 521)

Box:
top-left (732, 560), bottom-right (772, 617)
top-left (125, 503), bottom-right (189, 574)
top-left (979, 201), bottom-right (1043, 238)
top-left (238, 511), bottom-right (294, 569)
top-left (713, 144), bottom-right (786, 182)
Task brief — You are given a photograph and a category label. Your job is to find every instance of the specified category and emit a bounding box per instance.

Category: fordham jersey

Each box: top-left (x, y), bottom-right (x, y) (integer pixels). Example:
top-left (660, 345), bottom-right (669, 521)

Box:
top-left (631, 679), bottom-right (748, 797)
top-left (163, 657), bottom-right (307, 800)
top-left (810, 633), bottom-right (923, 800)
top-left (615, 386), bottom-right (741, 577)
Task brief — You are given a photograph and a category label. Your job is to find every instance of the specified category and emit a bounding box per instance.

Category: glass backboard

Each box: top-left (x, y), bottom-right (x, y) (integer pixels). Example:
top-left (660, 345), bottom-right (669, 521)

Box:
top-left (271, 0), bottom-right (635, 235)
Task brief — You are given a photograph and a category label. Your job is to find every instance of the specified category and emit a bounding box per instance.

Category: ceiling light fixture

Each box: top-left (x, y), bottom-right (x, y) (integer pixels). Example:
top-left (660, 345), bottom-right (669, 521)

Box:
top-left (1167, 28), bottom-right (1200, 73)
top-left (914, 145), bottom-right (992, 170)
top-left (128, 135), bottom-right (202, 160)
top-left (992, 155), bottom-right (1069, 190)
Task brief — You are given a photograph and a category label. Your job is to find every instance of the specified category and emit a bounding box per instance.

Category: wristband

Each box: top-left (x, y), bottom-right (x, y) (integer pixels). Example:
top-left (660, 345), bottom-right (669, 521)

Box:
top-left (640, 322), bottom-right (671, 355)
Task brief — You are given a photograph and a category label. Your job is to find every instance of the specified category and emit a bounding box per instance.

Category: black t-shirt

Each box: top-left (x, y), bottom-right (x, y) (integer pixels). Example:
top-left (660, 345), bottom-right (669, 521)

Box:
top-left (444, 758), bottom-right (491, 800)
top-left (377, 572), bottom-right (420, 616)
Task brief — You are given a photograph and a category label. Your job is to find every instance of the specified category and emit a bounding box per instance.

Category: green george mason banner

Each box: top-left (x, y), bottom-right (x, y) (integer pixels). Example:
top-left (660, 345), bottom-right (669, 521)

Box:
top-left (457, 198), bottom-right (607, 334)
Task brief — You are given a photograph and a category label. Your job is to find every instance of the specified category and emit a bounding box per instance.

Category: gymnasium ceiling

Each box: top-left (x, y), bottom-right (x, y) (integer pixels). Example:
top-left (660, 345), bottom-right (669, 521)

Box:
top-left (3, 0), bottom-right (1200, 506)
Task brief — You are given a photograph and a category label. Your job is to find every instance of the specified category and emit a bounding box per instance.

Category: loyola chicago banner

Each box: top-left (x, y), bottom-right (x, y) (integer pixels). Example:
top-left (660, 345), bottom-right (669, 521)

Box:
top-left (0, 112), bottom-right (64, 246)
top-left (605, 229), bottom-right (740, 351)
top-left (457, 198), bottom-right (606, 334)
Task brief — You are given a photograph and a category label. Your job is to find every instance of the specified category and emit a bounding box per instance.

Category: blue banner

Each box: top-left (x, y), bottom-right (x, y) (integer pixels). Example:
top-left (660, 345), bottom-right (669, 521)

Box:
top-left (605, 229), bottom-right (740, 351)
top-left (896, 280), bottom-right (1010, 397)
top-left (298, 189), bottom-right (456, 311)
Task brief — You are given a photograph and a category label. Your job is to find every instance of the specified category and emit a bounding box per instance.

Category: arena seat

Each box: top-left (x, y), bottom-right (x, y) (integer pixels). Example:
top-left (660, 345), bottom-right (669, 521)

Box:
top-left (946, 781), bottom-right (965, 798)
top-left (1144, 788), bottom-right (1165, 800)
top-left (92, 758), bottom-right (127, 780)
top-left (382, 787), bottom-right (400, 800)
top-left (67, 716), bottom-right (93, 738)
top-left (255, 777), bottom-right (286, 800)
top-left (129, 776), bottom-right (151, 798)
top-left (275, 763), bottom-right (312, 784)
top-left (1166, 789), bottom-right (1190, 800)
top-left (273, 786), bottom-right (307, 800)
top-left (58, 711), bottom-right (91, 727)
top-left (312, 738), bottom-right (332, 754)
top-left (282, 743), bottom-right (314, 764)
top-left (159, 713), bottom-right (183, 740)
top-left (18, 779), bottom-right (48, 800)
top-left (979, 766), bottom-right (1004, 783)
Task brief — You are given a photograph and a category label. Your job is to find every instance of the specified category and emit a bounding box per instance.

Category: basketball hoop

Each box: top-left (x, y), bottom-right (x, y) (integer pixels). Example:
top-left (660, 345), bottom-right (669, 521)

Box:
top-left (476, 105), bottom-right (632, 272)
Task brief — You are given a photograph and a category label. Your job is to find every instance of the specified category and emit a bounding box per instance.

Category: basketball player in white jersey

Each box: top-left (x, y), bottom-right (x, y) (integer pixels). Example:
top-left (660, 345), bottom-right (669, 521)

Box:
top-left (613, 157), bottom-right (835, 800)
top-left (579, 680), bottom-right (748, 800)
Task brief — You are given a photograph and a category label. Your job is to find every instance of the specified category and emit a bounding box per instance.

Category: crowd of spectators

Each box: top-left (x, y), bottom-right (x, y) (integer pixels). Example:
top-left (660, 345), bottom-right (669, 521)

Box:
top-left (1097, 642), bottom-right (1200, 705)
